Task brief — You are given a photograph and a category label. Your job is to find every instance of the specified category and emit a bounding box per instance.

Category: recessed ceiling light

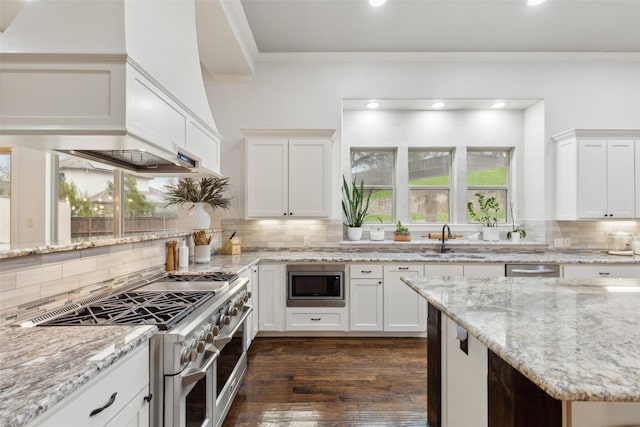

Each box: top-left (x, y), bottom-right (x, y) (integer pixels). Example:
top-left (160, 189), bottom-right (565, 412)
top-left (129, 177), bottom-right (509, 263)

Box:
top-left (366, 101), bottom-right (380, 109)
top-left (431, 102), bottom-right (445, 109)
top-left (527, 0), bottom-right (546, 6)
top-left (369, 0), bottom-right (387, 7)
top-left (491, 102), bottom-right (506, 108)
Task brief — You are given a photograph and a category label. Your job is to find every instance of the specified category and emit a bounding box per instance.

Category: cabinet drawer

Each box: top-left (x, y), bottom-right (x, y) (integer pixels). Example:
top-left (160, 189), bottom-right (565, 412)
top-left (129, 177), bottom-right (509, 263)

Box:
top-left (350, 264), bottom-right (383, 279)
top-left (30, 345), bottom-right (149, 427)
top-left (286, 308), bottom-right (347, 331)
top-left (563, 264), bottom-right (640, 278)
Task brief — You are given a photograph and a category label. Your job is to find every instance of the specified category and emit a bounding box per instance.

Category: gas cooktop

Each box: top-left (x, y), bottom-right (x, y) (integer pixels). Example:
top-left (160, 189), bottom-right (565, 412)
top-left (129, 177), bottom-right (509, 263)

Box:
top-left (40, 290), bottom-right (217, 330)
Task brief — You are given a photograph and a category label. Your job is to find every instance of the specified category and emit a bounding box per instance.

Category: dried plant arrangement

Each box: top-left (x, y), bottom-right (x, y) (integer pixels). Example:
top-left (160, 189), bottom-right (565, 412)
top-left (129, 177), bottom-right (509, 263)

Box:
top-left (164, 177), bottom-right (231, 210)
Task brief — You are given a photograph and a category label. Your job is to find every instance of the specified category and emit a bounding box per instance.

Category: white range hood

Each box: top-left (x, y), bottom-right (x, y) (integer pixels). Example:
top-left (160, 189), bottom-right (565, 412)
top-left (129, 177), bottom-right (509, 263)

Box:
top-left (0, 0), bottom-right (221, 175)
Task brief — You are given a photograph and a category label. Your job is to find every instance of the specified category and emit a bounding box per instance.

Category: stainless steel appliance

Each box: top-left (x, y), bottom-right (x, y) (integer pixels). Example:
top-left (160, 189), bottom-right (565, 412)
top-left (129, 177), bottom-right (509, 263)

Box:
top-left (26, 272), bottom-right (251, 427)
top-left (505, 264), bottom-right (560, 277)
top-left (287, 265), bottom-right (345, 307)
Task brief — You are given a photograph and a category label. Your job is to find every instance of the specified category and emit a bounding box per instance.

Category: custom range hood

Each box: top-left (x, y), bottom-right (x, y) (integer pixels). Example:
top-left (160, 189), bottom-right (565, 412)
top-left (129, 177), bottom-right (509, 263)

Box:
top-left (0, 0), bottom-right (221, 175)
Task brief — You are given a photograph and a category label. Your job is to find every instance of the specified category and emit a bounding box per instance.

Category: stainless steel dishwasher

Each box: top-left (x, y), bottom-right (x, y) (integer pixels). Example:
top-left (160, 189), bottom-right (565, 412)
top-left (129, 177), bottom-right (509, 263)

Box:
top-left (505, 264), bottom-right (560, 277)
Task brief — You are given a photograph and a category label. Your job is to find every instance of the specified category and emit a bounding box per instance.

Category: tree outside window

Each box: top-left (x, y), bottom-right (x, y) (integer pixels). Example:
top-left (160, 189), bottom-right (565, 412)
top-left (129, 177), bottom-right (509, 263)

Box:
top-left (351, 150), bottom-right (395, 223)
top-left (409, 150), bottom-right (451, 223)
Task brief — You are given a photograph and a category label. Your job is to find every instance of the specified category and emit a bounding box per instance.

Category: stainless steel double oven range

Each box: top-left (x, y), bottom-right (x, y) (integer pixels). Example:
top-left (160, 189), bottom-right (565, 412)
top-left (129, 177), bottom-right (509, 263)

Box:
top-left (25, 271), bottom-right (252, 427)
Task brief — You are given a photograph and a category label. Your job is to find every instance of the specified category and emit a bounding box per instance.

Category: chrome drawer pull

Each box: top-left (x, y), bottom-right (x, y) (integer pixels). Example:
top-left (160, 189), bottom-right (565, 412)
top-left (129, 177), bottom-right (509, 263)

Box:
top-left (89, 392), bottom-right (117, 417)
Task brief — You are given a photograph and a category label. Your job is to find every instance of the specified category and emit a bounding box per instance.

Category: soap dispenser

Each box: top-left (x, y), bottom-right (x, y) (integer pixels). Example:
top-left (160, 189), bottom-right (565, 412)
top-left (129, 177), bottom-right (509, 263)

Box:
top-left (178, 239), bottom-right (189, 268)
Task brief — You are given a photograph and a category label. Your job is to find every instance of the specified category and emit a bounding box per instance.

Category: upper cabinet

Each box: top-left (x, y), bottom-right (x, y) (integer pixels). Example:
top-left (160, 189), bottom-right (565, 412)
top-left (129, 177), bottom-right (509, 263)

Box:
top-left (554, 130), bottom-right (640, 220)
top-left (245, 130), bottom-right (335, 218)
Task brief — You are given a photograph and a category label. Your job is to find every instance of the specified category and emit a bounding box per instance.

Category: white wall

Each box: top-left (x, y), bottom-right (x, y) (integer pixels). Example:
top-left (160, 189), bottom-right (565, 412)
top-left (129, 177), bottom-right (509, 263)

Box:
top-left (205, 59), bottom-right (640, 224)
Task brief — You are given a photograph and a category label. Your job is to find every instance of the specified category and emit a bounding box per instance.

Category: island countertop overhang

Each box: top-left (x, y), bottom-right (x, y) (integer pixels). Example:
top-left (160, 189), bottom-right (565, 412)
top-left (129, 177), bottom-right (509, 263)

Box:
top-left (401, 275), bottom-right (640, 402)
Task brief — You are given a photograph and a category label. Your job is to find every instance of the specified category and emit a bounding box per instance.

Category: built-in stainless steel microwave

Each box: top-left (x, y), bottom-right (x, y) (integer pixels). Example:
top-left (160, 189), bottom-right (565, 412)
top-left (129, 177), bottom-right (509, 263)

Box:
top-left (287, 266), bottom-right (345, 307)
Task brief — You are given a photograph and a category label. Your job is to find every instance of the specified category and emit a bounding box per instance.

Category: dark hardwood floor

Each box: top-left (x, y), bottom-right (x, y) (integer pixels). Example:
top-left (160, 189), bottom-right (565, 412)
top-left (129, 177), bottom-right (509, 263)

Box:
top-left (223, 337), bottom-right (428, 426)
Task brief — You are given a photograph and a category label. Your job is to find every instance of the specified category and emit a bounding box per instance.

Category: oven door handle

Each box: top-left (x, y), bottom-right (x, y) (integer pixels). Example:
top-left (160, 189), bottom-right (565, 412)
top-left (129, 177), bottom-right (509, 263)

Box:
top-left (214, 305), bottom-right (253, 348)
top-left (181, 345), bottom-right (220, 388)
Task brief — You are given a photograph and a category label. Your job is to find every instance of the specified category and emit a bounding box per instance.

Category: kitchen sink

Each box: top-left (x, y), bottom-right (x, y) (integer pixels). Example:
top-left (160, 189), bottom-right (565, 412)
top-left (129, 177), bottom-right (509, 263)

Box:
top-left (422, 252), bottom-right (488, 260)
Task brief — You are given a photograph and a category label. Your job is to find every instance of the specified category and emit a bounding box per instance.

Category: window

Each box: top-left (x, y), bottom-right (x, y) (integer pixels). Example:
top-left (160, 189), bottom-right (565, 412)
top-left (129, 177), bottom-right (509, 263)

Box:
top-left (351, 150), bottom-right (395, 223)
top-left (409, 150), bottom-right (451, 223)
top-left (466, 150), bottom-right (509, 224)
top-left (56, 153), bottom-right (178, 239)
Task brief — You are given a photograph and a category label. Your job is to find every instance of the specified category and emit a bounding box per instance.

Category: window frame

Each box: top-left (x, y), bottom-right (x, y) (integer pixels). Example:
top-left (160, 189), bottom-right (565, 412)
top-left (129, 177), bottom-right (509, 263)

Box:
top-left (350, 149), bottom-right (396, 224)
top-left (407, 148), bottom-right (452, 224)
top-left (465, 149), bottom-right (511, 225)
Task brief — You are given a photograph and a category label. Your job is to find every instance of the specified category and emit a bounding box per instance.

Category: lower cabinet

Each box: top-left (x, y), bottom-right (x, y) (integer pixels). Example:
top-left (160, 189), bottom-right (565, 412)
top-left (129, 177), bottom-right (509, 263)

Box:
top-left (29, 344), bottom-right (150, 427)
top-left (286, 307), bottom-right (348, 331)
top-left (241, 265), bottom-right (260, 348)
top-left (562, 264), bottom-right (640, 278)
top-left (383, 264), bottom-right (426, 332)
top-left (350, 277), bottom-right (384, 331)
top-left (258, 264), bottom-right (285, 331)
top-left (442, 316), bottom-right (488, 427)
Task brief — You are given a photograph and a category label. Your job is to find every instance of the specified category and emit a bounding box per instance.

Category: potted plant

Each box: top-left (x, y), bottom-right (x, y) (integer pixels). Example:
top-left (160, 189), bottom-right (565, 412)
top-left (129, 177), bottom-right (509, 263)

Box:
top-left (342, 175), bottom-right (372, 241)
top-left (393, 221), bottom-right (411, 242)
top-left (467, 193), bottom-right (500, 241)
top-left (506, 202), bottom-right (526, 242)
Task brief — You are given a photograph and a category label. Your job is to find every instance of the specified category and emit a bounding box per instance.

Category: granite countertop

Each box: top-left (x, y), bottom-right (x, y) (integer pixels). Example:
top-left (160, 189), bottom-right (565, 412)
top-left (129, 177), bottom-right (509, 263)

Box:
top-left (171, 249), bottom-right (640, 274)
top-left (402, 276), bottom-right (640, 402)
top-left (0, 325), bottom-right (157, 427)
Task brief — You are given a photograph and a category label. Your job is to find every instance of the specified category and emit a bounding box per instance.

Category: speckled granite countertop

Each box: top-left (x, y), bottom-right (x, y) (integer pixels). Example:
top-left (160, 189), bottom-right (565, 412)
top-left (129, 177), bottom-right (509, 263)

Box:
top-left (171, 249), bottom-right (640, 275)
top-left (0, 325), bottom-right (157, 427)
top-left (402, 276), bottom-right (640, 402)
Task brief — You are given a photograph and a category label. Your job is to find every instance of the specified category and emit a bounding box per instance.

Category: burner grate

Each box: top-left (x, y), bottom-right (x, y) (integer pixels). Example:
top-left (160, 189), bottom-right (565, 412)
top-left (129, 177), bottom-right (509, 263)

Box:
top-left (39, 290), bottom-right (216, 330)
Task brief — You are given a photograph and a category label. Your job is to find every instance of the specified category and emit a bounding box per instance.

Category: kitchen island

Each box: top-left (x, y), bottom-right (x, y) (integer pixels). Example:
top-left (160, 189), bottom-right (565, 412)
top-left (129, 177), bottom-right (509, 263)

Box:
top-left (401, 276), bottom-right (640, 427)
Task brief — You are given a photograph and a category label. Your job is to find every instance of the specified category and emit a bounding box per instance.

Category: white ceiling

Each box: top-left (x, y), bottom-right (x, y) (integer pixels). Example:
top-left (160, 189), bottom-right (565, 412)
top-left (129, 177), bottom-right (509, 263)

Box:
top-left (240, 0), bottom-right (640, 54)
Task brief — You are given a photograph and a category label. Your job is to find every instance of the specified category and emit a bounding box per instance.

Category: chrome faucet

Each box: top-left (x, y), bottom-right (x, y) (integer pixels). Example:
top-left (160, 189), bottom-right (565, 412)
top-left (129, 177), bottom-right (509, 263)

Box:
top-left (440, 224), bottom-right (452, 253)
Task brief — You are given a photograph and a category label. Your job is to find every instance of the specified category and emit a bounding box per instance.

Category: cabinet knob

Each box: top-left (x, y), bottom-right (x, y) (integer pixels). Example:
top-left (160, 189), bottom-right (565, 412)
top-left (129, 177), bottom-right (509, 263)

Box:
top-left (289, 212), bottom-right (293, 216)
top-left (283, 212), bottom-right (287, 216)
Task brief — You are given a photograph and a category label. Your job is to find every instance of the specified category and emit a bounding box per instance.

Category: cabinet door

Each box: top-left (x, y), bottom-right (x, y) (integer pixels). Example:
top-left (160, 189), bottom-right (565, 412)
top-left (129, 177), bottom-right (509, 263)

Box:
top-left (258, 264), bottom-right (285, 331)
top-left (383, 265), bottom-right (425, 332)
top-left (443, 316), bottom-right (488, 427)
top-left (578, 140), bottom-right (608, 218)
top-left (288, 139), bottom-right (331, 217)
top-left (104, 388), bottom-right (150, 427)
top-left (186, 119), bottom-right (220, 175)
top-left (250, 265), bottom-right (259, 340)
top-left (350, 278), bottom-right (383, 331)
top-left (246, 140), bottom-right (288, 218)
top-left (606, 140), bottom-right (635, 218)
top-left (562, 264), bottom-right (640, 278)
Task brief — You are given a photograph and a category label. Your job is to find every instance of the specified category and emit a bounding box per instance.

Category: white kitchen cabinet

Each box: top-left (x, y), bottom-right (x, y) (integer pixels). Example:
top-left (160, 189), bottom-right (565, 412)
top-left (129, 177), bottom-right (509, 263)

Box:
top-left (562, 264), bottom-right (640, 278)
top-left (258, 263), bottom-right (285, 332)
top-left (442, 316), bottom-right (488, 427)
top-left (425, 264), bottom-right (464, 277)
top-left (350, 264), bottom-right (384, 331)
top-left (463, 264), bottom-right (505, 277)
top-left (286, 307), bottom-right (348, 331)
top-left (241, 265), bottom-right (259, 348)
top-left (245, 131), bottom-right (334, 218)
top-left (250, 265), bottom-right (260, 341)
top-left (29, 345), bottom-right (150, 427)
top-left (383, 264), bottom-right (426, 332)
top-left (553, 130), bottom-right (638, 220)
